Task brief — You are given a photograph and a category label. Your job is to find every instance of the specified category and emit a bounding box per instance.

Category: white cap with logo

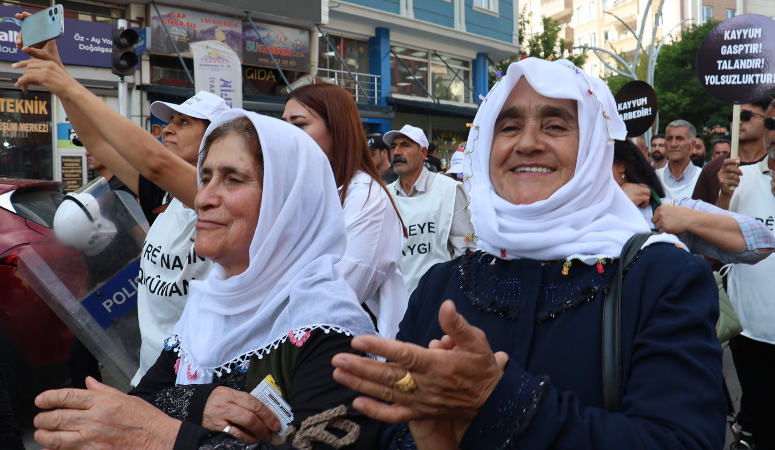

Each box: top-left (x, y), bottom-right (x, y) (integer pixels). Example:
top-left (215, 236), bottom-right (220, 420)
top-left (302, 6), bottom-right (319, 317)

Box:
top-left (151, 91), bottom-right (230, 123)
top-left (383, 124), bottom-right (429, 149)
top-left (447, 147), bottom-right (466, 174)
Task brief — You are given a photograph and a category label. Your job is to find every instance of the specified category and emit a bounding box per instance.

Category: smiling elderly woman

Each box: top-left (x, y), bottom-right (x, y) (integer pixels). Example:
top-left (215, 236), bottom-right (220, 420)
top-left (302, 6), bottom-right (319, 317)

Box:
top-left (331, 58), bottom-right (727, 450)
top-left (32, 111), bottom-right (379, 450)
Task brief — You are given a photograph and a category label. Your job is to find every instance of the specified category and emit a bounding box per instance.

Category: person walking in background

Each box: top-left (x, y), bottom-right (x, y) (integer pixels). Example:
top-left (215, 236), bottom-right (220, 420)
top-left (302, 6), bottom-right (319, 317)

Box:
top-left (693, 99), bottom-right (770, 206)
top-left (425, 143), bottom-right (443, 173)
top-left (691, 134), bottom-right (707, 168)
top-left (656, 120), bottom-right (702, 199)
top-left (385, 124), bottom-right (474, 295)
top-left (712, 140), bottom-right (731, 160)
top-left (369, 136), bottom-right (398, 184)
top-left (651, 133), bottom-right (667, 169)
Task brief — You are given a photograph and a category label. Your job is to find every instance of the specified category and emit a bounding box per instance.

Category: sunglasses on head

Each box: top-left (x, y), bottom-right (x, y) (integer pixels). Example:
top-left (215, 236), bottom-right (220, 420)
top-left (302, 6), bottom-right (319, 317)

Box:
top-left (765, 117), bottom-right (775, 131)
top-left (727, 110), bottom-right (765, 123)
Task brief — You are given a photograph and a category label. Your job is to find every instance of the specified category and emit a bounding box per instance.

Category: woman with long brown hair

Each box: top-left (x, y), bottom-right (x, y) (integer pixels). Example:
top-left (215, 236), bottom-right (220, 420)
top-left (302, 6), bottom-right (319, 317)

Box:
top-left (283, 84), bottom-right (407, 339)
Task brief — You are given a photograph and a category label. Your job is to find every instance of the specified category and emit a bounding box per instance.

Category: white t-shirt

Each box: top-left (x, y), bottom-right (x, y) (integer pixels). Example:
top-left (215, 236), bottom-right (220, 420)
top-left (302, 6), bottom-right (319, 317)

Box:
top-left (337, 171), bottom-right (407, 339)
top-left (131, 198), bottom-right (214, 385)
top-left (728, 158), bottom-right (775, 344)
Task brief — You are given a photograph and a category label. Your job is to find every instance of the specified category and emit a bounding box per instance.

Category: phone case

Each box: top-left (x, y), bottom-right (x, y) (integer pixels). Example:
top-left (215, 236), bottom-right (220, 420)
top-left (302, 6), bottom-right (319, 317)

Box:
top-left (21, 5), bottom-right (64, 48)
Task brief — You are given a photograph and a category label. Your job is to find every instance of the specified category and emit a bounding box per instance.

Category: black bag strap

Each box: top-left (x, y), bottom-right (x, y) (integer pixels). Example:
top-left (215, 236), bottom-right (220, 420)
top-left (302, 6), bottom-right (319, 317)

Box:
top-left (602, 232), bottom-right (655, 413)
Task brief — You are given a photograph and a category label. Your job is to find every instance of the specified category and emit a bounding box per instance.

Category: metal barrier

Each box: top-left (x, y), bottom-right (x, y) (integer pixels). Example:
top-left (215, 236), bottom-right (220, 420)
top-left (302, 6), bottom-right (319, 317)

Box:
top-left (313, 68), bottom-right (381, 105)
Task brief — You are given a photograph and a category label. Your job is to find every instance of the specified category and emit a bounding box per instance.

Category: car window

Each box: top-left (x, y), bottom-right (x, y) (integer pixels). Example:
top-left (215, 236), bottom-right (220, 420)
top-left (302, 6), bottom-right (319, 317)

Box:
top-left (10, 188), bottom-right (64, 228)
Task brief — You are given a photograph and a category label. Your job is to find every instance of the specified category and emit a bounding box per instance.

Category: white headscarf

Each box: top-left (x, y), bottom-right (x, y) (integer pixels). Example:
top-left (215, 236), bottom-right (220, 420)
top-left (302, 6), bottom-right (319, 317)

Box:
top-left (465, 58), bottom-right (682, 262)
top-left (172, 109), bottom-right (375, 385)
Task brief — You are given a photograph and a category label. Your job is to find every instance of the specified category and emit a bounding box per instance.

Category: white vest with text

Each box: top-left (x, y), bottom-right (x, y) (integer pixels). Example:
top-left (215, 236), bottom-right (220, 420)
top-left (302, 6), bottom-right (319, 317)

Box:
top-left (390, 173), bottom-right (457, 296)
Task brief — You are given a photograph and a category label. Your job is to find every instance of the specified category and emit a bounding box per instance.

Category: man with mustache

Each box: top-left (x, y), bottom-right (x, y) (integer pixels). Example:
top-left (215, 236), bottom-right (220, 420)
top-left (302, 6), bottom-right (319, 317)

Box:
top-left (651, 133), bottom-right (667, 169)
top-left (714, 98), bottom-right (775, 450)
top-left (384, 124), bottom-right (474, 295)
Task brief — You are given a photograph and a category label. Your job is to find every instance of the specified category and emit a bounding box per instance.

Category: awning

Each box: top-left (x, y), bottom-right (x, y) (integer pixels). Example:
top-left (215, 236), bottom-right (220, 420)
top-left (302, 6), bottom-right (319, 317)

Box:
top-left (138, 85), bottom-right (394, 119)
top-left (388, 97), bottom-right (478, 119)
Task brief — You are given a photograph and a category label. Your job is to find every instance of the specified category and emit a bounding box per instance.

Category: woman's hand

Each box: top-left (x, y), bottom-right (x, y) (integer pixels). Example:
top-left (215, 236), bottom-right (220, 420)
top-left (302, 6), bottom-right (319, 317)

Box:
top-left (34, 377), bottom-right (180, 450)
top-left (201, 386), bottom-right (280, 442)
top-left (621, 182), bottom-right (651, 208)
top-left (14, 12), bottom-right (64, 65)
top-left (332, 300), bottom-right (508, 446)
top-left (652, 204), bottom-right (697, 235)
top-left (12, 45), bottom-right (75, 97)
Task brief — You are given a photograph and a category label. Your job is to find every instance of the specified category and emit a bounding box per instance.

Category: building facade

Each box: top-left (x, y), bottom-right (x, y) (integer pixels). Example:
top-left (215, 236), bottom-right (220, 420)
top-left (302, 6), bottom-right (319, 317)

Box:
top-left (523, 0), bottom-right (766, 78)
top-left (0, 0), bottom-right (521, 183)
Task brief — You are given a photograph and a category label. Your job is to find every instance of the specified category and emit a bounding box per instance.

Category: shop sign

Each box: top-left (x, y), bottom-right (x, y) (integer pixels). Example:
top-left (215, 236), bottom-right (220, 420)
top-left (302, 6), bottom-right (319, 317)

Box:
top-left (60, 155), bottom-right (83, 193)
top-left (245, 67), bottom-right (279, 81)
top-left (150, 5), bottom-right (242, 58)
top-left (191, 41), bottom-right (242, 108)
top-left (243, 21), bottom-right (309, 72)
top-left (150, 115), bottom-right (166, 143)
top-left (0, 90), bottom-right (52, 180)
top-left (0, 5), bottom-right (115, 68)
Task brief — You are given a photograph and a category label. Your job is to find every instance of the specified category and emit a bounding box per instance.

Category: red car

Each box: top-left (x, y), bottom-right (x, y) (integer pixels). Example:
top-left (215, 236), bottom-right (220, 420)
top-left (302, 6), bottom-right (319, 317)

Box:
top-left (0, 178), bottom-right (73, 405)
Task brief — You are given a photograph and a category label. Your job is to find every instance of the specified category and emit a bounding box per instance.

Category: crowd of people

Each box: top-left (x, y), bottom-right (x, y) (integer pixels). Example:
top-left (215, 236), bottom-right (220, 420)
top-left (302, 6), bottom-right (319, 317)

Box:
top-left (6, 11), bottom-right (775, 450)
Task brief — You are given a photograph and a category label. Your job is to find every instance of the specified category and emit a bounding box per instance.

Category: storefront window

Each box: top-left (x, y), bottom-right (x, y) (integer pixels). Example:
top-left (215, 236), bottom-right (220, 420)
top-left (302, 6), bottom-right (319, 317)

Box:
top-left (0, 90), bottom-right (53, 180)
top-left (391, 46), bottom-right (472, 103)
top-left (391, 55), bottom-right (429, 98)
top-left (318, 34), bottom-right (370, 75)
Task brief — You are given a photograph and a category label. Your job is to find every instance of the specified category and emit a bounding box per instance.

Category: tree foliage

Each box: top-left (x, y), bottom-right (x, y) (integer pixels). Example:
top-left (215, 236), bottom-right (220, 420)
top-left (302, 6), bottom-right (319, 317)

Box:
top-left (652, 21), bottom-right (730, 133)
top-left (491, 12), bottom-right (587, 87)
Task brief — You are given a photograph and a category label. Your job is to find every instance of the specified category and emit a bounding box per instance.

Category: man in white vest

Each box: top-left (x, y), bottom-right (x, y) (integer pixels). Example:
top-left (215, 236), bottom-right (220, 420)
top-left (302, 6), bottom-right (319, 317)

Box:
top-left (655, 120), bottom-right (702, 199)
top-left (716, 98), bottom-right (775, 449)
top-left (384, 125), bottom-right (474, 295)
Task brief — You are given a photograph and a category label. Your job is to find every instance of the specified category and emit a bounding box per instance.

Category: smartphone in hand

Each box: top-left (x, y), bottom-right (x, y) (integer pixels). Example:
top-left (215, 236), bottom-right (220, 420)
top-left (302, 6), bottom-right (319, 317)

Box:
top-left (21, 5), bottom-right (64, 48)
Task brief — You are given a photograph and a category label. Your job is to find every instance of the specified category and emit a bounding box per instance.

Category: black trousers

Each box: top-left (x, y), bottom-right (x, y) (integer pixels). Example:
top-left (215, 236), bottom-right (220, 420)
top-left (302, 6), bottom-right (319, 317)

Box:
top-left (730, 335), bottom-right (775, 449)
top-left (67, 337), bottom-right (102, 389)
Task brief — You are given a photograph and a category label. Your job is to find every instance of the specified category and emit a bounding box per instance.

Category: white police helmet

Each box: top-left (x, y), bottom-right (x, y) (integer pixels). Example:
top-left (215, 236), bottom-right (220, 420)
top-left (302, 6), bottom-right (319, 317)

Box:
top-left (53, 192), bottom-right (117, 256)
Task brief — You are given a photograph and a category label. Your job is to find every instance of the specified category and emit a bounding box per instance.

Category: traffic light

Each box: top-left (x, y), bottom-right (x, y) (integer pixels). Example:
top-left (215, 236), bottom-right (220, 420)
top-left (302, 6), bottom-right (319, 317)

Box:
top-left (111, 28), bottom-right (138, 76)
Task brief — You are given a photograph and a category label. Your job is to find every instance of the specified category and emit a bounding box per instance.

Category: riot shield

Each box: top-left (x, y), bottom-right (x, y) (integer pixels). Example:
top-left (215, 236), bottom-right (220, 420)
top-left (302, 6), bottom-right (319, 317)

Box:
top-left (18, 177), bottom-right (149, 386)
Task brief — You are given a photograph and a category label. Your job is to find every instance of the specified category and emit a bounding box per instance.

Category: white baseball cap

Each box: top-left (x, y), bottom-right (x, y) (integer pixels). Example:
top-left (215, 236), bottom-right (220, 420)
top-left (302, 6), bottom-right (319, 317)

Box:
top-left (151, 91), bottom-right (230, 123)
top-left (447, 147), bottom-right (465, 174)
top-left (383, 124), bottom-right (429, 149)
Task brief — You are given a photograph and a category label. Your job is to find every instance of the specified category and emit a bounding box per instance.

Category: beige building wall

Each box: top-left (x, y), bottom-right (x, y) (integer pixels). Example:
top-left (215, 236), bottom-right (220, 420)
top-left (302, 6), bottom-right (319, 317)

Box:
top-left (742, 0), bottom-right (775, 18)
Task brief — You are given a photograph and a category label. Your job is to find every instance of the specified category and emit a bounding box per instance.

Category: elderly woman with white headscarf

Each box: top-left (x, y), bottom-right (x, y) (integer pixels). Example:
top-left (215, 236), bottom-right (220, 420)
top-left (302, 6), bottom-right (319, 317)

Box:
top-left (331, 58), bottom-right (726, 450)
top-left (31, 110), bottom-right (379, 450)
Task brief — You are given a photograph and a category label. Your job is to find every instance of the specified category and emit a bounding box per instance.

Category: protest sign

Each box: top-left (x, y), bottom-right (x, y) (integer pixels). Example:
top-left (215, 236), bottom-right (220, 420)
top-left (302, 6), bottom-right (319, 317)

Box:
top-left (614, 80), bottom-right (658, 137)
top-left (696, 14), bottom-right (775, 160)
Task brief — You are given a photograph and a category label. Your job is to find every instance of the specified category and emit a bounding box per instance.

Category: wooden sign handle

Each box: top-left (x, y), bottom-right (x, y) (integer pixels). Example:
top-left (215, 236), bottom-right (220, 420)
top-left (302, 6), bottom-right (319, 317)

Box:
top-left (730, 104), bottom-right (741, 160)
top-left (729, 104), bottom-right (741, 191)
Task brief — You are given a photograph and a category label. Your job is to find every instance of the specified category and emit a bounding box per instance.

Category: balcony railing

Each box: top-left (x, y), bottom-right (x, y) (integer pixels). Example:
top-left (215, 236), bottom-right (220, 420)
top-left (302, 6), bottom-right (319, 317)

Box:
top-left (603, 0), bottom-right (636, 11)
top-left (314, 68), bottom-right (380, 105)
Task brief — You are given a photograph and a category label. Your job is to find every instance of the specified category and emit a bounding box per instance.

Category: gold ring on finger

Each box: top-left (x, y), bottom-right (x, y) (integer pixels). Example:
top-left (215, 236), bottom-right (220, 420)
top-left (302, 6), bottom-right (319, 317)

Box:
top-left (393, 370), bottom-right (418, 393)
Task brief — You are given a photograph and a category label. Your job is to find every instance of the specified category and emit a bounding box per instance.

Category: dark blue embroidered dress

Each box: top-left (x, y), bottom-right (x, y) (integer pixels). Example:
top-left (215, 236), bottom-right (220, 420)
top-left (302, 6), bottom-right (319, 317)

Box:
top-left (384, 243), bottom-right (726, 450)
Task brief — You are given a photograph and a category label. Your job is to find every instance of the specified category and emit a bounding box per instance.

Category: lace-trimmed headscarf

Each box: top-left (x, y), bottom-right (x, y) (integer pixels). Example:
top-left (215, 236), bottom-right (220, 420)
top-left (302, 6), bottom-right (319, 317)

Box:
top-left (172, 109), bottom-right (375, 385)
top-left (464, 58), bottom-right (681, 262)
